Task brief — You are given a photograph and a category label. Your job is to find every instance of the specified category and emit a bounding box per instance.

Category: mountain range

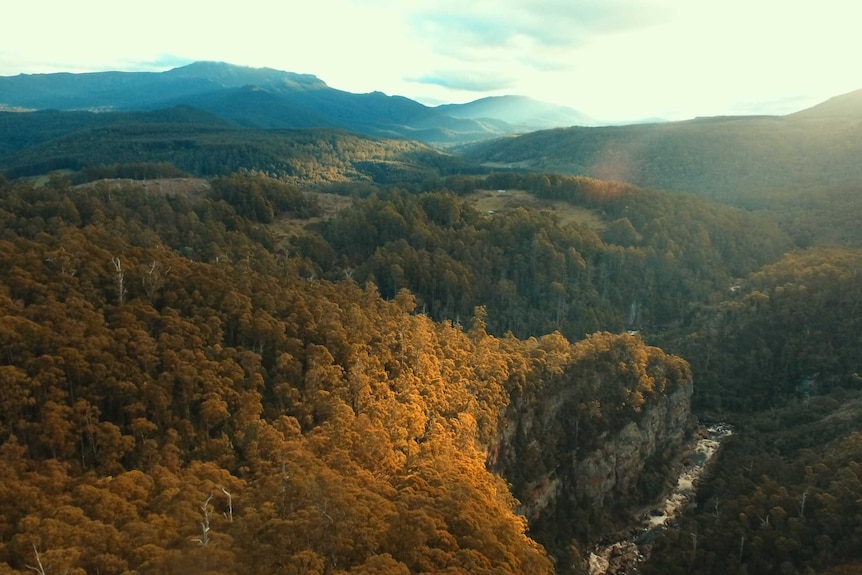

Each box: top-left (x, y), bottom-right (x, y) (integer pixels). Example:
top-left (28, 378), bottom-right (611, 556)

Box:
top-left (0, 61), bottom-right (592, 144)
top-left (4, 60), bottom-right (862, 207)
top-left (3, 59), bottom-right (862, 575)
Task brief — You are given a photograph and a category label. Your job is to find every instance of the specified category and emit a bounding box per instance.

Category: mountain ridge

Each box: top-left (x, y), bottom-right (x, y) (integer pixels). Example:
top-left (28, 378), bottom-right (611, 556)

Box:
top-left (461, 90), bottom-right (862, 203)
top-left (161, 60), bottom-right (327, 90)
top-left (0, 61), bottom-right (593, 144)
top-left (789, 87), bottom-right (862, 120)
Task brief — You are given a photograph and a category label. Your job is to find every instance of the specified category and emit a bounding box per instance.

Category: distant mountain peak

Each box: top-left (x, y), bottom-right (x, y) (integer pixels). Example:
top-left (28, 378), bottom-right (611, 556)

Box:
top-left (164, 61), bottom-right (327, 90)
top-left (0, 62), bottom-right (600, 144)
top-left (437, 95), bottom-right (597, 129)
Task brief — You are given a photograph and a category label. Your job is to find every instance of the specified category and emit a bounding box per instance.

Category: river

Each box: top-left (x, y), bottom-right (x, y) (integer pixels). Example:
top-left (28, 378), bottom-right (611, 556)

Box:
top-left (588, 423), bottom-right (734, 575)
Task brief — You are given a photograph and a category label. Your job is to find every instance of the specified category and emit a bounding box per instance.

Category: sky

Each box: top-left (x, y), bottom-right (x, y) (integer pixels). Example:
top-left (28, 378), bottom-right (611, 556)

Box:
top-left (3, 0), bottom-right (861, 122)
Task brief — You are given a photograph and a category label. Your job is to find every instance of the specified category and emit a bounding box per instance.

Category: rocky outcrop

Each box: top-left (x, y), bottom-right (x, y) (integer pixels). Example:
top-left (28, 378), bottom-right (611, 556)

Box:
top-left (488, 334), bottom-right (696, 570)
top-left (573, 382), bottom-right (692, 509)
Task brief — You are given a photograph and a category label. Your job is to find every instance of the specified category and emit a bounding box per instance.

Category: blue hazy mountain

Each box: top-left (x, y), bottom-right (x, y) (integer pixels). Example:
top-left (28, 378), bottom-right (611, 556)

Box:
top-left (0, 61), bottom-right (592, 144)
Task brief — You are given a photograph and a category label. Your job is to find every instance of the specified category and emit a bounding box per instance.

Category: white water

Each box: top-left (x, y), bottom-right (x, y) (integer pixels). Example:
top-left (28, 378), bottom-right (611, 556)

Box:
top-left (588, 423), bottom-right (733, 574)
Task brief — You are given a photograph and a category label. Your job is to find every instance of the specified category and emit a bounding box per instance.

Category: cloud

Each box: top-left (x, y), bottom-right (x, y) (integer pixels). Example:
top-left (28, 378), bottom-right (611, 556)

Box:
top-left (409, 0), bottom-right (670, 53)
top-left (131, 55), bottom-right (195, 72)
top-left (409, 70), bottom-right (514, 92)
top-left (399, 0), bottom-right (675, 102)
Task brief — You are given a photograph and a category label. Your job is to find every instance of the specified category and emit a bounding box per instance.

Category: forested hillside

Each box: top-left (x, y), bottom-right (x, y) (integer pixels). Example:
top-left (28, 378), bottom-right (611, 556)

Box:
top-left (666, 247), bottom-right (862, 411)
top-left (0, 115), bottom-right (470, 184)
top-left (272, 170), bottom-right (862, 574)
top-left (0, 174), bottom-right (707, 574)
top-left (629, 245), bottom-right (862, 574)
top-left (643, 390), bottom-right (862, 575)
top-left (461, 101), bottom-right (862, 205)
top-left (295, 171), bottom-right (791, 340)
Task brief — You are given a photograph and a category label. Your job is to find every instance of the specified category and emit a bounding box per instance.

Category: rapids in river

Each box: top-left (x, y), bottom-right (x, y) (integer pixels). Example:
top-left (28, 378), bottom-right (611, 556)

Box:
top-left (588, 423), bottom-right (734, 575)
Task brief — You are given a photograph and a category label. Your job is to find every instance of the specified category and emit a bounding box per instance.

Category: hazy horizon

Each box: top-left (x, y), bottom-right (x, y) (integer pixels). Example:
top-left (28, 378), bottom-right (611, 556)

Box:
top-left (4, 0), bottom-right (862, 122)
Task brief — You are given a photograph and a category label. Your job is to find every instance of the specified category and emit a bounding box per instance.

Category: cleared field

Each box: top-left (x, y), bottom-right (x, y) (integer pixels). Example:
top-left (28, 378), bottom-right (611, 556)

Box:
top-left (465, 188), bottom-right (606, 230)
top-left (269, 191), bottom-right (354, 247)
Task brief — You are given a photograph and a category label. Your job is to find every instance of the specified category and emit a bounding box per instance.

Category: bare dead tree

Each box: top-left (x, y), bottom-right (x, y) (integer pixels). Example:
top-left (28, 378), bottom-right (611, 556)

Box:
top-left (111, 256), bottom-right (126, 305)
top-left (194, 494), bottom-right (213, 547)
top-left (221, 486), bottom-right (233, 522)
top-left (317, 501), bottom-right (334, 523)
top-left (280, 463), bottom-right (289, 519)
top-left (688, 529), bottom-right (698, 569)
top-left (142, 259), bottom-right (169, 299)
top-left (797, 487), bottom-right (810, 517)
top-left (25, 543), bottom-right (47, 575)
top-left (45, 248), bottom-right (77, 277)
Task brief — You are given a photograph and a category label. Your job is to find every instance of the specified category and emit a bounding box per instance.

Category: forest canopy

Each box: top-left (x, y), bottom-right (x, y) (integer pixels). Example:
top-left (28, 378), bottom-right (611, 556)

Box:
top-left (0, 163), bottom-right (860, 574)
top-left (0, 174), bottom-right (704, 574)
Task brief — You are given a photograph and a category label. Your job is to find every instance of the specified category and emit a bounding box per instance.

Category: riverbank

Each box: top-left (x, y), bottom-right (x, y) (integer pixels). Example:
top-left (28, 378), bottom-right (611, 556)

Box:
top-left (588, 423), bottom-right (733, 574)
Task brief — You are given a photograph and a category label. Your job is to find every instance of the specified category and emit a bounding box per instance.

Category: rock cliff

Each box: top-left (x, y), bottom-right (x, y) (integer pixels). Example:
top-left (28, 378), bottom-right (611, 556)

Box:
top-left (488, 333), bottom-right (695, 569)
top-left (573, 382), bottom-right (692, 509)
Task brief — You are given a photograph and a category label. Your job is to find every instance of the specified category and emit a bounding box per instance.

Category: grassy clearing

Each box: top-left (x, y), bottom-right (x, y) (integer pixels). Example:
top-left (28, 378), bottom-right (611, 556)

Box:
top-left (465, 188), bottom-right (606, 230)
top-left (269, 191), bottom-right (353, 249)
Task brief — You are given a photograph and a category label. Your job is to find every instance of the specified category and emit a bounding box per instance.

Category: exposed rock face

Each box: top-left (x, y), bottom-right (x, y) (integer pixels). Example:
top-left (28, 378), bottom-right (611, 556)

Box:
top-left (573, 383), bottom-right (692, 509)
top-left (587, 423), bottom-right (734, 575)
top-left (488, 337), bottom-right (695, 571)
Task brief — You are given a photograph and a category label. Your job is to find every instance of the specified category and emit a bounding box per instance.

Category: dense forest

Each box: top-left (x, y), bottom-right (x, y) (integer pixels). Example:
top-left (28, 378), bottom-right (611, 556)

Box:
top-left (285, 170), bottom-right (862, 573)
top-left (294, 171), bottom-right (791, 339)
top-left (0, 173), bottom-right (711, 574)
top-left (0, 110), bottom-right (472, 184)
top-left (1, 111), bottom-right (861, 574)
top-left (643, 389), bottom-right (862, 575)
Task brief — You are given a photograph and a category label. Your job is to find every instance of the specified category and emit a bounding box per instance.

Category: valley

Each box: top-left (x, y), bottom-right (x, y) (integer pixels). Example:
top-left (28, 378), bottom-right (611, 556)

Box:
top-left (0, 62), bottom-right (860, 575)
top-left (588, 423), bottom-right (733, 574)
